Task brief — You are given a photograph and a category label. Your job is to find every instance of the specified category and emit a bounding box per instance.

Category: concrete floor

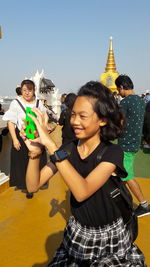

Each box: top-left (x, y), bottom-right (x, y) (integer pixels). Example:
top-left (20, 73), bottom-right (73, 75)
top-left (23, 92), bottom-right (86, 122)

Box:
top-left (0, 126), bottom-right (150, 267)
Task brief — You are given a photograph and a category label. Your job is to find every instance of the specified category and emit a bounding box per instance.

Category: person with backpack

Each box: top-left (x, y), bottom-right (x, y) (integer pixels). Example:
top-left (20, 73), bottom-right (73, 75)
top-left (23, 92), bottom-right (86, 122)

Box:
top-left (21, 81), bottom-right (145, 266)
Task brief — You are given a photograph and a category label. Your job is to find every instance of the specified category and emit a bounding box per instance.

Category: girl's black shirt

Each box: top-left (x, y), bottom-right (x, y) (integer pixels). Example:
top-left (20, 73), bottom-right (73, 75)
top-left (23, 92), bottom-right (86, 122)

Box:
top-left (67, 142), bottom-right (127, 227)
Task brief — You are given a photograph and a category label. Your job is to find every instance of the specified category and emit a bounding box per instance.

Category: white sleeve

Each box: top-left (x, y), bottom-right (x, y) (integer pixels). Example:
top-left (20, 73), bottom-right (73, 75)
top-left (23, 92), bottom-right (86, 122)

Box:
top-left (2, 100), bottom-right (18, 125)
top-left (38, 100), bottom-right (47, 112)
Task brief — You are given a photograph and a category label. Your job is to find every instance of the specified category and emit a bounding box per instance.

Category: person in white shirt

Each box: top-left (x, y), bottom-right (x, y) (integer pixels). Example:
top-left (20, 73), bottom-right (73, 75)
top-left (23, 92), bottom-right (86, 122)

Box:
top-left (3, 79), bottom-right (47, 198)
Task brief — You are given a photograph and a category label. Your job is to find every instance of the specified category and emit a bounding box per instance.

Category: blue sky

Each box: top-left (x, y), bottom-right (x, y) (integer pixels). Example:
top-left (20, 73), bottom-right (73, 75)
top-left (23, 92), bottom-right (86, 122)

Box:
top-left (0, 0), bottom-right (150, 96)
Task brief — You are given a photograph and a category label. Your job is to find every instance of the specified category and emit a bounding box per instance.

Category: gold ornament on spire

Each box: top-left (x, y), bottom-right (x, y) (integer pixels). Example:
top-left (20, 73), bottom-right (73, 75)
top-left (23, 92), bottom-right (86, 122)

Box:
top-left (100, 37), bottom-right (119, 92)
top-left (105, 36), bottom-right (116, 72)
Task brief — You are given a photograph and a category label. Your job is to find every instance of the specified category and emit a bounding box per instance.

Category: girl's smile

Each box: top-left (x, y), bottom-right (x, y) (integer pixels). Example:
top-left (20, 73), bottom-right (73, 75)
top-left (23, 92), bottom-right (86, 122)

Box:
top-left (73, 127), bottom-right (84, 136)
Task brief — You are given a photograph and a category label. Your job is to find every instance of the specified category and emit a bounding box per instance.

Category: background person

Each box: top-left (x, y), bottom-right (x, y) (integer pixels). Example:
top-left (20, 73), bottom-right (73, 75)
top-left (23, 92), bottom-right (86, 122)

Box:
top-left (15, 86), bottom-right (22, 96)
top-left (3, 79), bottom-right (47, 198)
top-left (143, 101), bottom-right (150, 147)
top-left (0, 103), bottom-right (5, 115)
top-left (43, 99), bottom-right (58, 124)
top-left (59, 93), bottom-right (77, 145)
top-left (60, 93), bottom-right (67, 112)
top-left (145, 92), bottom-right (150, 103)
top-left (0, 103), bottom-right (9, 152)
top-left (115, 74), bottom-right (150, 217)
top-left (0, 103), bottom-right (5, 151)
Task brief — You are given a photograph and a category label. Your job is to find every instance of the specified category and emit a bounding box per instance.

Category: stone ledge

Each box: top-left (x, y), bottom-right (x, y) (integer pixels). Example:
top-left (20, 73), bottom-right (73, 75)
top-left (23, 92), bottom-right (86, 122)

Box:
top-left (0, 171), bottom-right (10, 193)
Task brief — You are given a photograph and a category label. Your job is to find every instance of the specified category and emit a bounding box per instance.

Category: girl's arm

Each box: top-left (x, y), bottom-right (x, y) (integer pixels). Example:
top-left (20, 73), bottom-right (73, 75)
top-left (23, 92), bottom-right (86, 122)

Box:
top-left (27, 108), bottom-right (116, 201)
top-left (20, 112), bottom-right (58, 192)
top-left (26, 156), bottom-right (57, 192)
top-left (8, 121), bottom-right (21, 150)
top-left (48, 152), bottom-right (116, 202)
top-left (26, 143), bottom-right (115, 199)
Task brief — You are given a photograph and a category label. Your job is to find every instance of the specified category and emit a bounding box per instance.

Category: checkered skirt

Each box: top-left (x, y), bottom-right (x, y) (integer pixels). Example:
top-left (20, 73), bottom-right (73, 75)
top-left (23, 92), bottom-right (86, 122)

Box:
top-left (48, 216), bottom-right (146, 267)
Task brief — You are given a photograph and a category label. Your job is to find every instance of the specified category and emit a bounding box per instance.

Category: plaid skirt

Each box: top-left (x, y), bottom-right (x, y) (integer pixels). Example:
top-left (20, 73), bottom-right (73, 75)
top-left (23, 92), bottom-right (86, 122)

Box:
top-left (48, 216), bottom-right (146, 267)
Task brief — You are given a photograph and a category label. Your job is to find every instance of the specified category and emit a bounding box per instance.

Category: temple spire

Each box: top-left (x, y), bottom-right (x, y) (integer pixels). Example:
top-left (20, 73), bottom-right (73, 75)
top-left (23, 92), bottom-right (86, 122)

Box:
top-left (100, 37), bottom-right (119, 92)
top-left (105, 36), bottom-right (116, 72)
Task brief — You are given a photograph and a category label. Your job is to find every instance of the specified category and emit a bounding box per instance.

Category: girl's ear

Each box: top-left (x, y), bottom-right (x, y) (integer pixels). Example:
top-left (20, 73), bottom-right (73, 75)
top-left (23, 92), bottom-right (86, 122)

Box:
top-left (99, 119), bottom-right (107, 127)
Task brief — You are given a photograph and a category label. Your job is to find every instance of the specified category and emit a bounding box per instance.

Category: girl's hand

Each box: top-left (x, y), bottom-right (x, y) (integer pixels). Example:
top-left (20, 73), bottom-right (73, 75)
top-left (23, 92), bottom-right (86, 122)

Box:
top-left (24, 139), bottom-right (43, 154)
top-left (13, 138), bottom-right (21, 150)
top-left (27, 108), bottom-right (57, 151)
top-left (20, 123), bottom-right (43, 154)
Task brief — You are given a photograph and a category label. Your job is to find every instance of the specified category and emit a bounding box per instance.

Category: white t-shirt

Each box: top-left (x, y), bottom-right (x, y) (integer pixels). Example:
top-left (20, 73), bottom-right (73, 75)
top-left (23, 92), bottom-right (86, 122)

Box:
top-left (3, 97), bottom-right (46, 130)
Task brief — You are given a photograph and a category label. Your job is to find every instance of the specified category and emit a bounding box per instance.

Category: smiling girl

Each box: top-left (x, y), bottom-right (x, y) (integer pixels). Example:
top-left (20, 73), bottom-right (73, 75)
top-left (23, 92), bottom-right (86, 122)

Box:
top-left (22, 81), bottom-right (145, 266)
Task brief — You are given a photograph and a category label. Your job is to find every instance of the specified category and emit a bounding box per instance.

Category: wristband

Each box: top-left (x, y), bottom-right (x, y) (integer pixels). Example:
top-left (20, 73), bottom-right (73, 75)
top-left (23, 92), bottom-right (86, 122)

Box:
top-left (50, 149), bottom-right (68, 164)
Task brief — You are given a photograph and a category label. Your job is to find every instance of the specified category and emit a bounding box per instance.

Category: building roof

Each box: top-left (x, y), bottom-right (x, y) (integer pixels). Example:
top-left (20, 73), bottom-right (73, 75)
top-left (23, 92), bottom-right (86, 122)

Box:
top-left (42, 78), bottom-right (55, 88)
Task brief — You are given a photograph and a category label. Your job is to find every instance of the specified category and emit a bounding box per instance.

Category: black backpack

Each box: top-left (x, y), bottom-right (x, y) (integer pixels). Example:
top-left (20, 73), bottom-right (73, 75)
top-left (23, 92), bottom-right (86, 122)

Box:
top-left (64, 141), bottom-right (138, 242)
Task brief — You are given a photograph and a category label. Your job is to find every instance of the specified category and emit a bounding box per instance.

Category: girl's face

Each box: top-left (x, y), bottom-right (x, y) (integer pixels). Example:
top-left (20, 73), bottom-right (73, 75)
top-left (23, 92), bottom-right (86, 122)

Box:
top-left (70, 96), bottom-right (105, 140)
top-left (21, 85), bottom-right (35, 102)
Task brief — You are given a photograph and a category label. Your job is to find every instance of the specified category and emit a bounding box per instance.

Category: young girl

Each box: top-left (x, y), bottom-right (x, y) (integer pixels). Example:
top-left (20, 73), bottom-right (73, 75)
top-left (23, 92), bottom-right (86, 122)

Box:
top-left (22, 81), bottom-right (145, 266)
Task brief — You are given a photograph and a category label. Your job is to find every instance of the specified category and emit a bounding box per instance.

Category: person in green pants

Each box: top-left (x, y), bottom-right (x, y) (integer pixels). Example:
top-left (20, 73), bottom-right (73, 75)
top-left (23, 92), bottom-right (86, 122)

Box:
top-left (115, 74), bottom-right (150, 217)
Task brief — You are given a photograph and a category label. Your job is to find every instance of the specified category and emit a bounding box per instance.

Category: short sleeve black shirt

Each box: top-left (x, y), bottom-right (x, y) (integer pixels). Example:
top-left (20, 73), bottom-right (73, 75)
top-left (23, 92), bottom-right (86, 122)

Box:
top-left (67, 142), bottom-right (127, 227)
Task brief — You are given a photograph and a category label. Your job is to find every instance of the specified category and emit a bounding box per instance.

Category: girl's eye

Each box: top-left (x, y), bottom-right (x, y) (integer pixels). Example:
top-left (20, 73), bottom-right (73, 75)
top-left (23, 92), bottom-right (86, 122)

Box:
top-left (80, 115), bottom-right (87, 119)
top-left (71, 113), bottom-right (75, 117)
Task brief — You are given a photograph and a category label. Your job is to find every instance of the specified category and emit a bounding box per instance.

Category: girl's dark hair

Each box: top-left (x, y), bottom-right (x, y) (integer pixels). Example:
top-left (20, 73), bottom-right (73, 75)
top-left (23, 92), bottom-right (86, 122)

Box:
top-left (21, 79), bottom-right (35, 90)
top-left (77, 81), bottom-right (125, 142)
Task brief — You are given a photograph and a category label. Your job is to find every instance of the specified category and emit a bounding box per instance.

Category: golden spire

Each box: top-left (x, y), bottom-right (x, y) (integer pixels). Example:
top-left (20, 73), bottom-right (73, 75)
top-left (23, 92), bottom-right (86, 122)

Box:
top-left (100, 37), bottom-right (119, 92)
top-left (105, 36), bottom-right (116, 72)
top-left (0, 26), bottom-right (2, 39)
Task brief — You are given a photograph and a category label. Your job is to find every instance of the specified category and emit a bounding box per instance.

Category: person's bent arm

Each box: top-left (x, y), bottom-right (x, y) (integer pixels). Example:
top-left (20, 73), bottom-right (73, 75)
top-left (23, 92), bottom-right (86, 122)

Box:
top-left (49, 154), bottom-right (116, 202)
top-left (26, 155), bottom-right (57, 192)
top-left (26, 143), bottom-right (116, 200)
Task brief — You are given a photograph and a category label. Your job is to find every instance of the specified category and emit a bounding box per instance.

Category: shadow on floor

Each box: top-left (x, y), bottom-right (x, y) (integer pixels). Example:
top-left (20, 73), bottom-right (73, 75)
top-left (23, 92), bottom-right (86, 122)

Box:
top-left (32, 190), bottom-right (71, 267)
top-left (49, 190), bottom-right (71, 221)
top-left (32, 230), bottom-right (64, 267)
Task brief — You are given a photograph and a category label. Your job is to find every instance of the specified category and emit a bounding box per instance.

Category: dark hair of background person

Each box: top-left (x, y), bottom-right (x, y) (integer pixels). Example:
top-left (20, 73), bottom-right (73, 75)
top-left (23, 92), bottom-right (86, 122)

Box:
top-left (64, 93), bottom-right (77, 109)
top-left (115, 75), bottom-right (134, 90)
top-left (0, 103), bottom-right (4, 115)
top-left (21, 79), bottom-right (35, 90)
top-left (60, 93), bottom-right (67, 103)
top-left (59, 93), bottom-right (77, 145)
top-left (16, 87), bottom-right (22, 96)
top-left (77, 81), bottom-right (125, 142)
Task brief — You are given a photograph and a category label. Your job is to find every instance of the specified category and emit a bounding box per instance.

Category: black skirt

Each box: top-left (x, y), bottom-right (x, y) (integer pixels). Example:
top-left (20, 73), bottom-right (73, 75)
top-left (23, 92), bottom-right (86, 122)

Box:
top-left (10, 128), bottom-right (47, 189)
top-left (48, 216), bottom-right (145, 266)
